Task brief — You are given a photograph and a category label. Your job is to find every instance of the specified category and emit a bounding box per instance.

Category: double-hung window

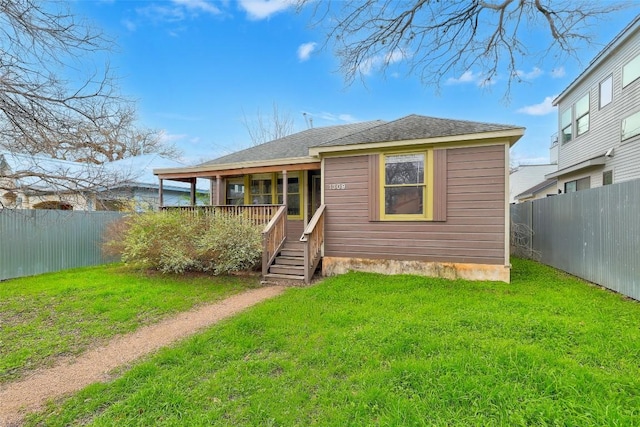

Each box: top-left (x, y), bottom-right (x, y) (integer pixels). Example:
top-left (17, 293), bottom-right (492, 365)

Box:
top-left (561, 109), bottom-right (572, 143)
top-left (575, 93), bottom-right (590, 136)
top-left (381, 151), bottom-right (433, 220)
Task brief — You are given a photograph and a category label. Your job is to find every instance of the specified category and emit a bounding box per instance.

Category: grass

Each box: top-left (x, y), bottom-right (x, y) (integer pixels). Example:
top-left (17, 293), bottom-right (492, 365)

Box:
top-left (20, 258), bottom-right (640, 426)
top-left (0, 264), bottom-right (260, 384)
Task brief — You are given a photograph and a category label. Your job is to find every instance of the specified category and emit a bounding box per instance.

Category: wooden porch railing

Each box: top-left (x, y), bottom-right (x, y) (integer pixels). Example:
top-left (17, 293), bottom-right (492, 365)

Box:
top-left (162, 204), bottom-right (281, 226)
top-left (261, 205), bottom-right (288, 277)
top-left (300, 204), bottom-right (325, 284)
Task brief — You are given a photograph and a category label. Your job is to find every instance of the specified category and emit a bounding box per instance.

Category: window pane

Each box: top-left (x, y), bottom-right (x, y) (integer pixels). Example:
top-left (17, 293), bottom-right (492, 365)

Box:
top-left (385, 154), bottom-right (425, 185)
top-left (561, 109), bottom-right (572, 128)
top-left (623, 54), bottom-right (640, 87)
top-left (385, 186), bottom-right (423, 215)
top-left (564, 181), bottom-right (577, 193)
top-left (603, 170), bottom-right (613, 185)
top-left (562, 125), bottom-right (572, 143)
top-left (226, 181), bottom-right (244, 205)
top-left (577, 177), bottom-right (591, 191)
top-left (600, 75), bottom-right (613, 108)
top-left (575, 93), bottom-right (589, 117)
top-left (577, 114), bottom-right (589, 136)
top-left (622, 110), bottom-right (640, 140)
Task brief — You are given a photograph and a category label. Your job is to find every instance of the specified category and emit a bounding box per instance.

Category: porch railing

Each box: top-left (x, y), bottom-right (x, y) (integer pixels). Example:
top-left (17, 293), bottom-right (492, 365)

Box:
top-left (162, 204), bottom-right (281, 226)
top-left (300, 204), bottom-right (325, 284)
top-left (262, 205), bottom-right (288, 277)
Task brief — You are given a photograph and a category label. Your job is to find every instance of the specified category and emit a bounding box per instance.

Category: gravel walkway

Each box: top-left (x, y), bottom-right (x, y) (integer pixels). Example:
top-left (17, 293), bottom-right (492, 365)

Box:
top-left (0, 285), bottom-right (285, 427)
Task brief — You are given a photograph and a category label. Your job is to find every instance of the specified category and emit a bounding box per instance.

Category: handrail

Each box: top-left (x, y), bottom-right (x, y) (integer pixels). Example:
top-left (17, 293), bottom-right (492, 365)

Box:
top-left (301, 204), bottom-right (325, 284)
top-left (261, 205), bottom-right (288, 278)
top-left (162, 204), bottom-right (280, 226)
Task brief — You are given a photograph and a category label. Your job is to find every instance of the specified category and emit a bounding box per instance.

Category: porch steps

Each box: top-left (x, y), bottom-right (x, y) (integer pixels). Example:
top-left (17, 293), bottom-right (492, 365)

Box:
top-left (264, 241), bottom-right (306, 282)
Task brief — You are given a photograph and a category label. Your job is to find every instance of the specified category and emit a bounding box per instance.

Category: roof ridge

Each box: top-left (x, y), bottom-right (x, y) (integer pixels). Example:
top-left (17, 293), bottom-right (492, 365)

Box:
top-left (317, 119), bottom-right (386, 146)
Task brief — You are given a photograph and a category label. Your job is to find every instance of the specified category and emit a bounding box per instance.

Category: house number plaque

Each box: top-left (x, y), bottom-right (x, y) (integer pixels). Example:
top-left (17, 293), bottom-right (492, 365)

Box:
top-left (328, 183), bottom-right (346, 190)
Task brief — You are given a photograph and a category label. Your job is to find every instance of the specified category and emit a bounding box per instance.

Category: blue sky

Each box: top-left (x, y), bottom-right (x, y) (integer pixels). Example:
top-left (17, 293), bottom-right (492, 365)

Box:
top-left (73, 1), bottom-right (638, 166)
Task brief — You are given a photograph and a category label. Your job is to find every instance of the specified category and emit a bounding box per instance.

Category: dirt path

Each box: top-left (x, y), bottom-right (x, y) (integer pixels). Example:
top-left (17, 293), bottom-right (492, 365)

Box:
top-left (0, 285), bottom-right (285, 427)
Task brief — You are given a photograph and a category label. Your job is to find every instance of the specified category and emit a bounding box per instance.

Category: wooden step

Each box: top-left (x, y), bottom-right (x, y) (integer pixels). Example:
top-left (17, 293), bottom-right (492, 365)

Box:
top-left (269, 264), bottom-right (304, 276)
top-left (263, 273), bottom-right (305, 282)
top-left (274, 256), bottom-right (304, 266)
top-left (283, 241), bottom-right (304, 250)
top-left (280, 248), bottom-right (303, 257)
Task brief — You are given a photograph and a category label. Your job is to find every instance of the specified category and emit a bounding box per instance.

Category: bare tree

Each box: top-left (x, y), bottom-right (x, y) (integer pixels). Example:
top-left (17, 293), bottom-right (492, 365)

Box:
top-left (299, 0), bottom-right (629, 95)
top-left (0, 1), bottom-right (178, 208)
top-left (242, 102), bottom-right (296, 146)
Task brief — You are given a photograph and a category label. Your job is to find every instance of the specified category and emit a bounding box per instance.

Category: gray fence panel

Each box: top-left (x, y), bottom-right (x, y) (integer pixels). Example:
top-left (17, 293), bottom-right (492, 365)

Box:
top-left (0, 209), bottom-right (124, 281)
top-left (511, 179), bottom-right (640, 301)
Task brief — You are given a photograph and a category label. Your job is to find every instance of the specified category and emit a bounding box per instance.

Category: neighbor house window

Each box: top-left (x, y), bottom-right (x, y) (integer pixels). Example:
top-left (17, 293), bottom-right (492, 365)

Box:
top-left (561, 108), bottom-right (572, 143)
top-left (621, 110), bottom-right (640, 140)
top-left (381, 151), bottom-right (433, 220)
top-left (603, 170), bottom-right (613, 186)
top-left (564, 177), bottom-right (590, 193)
top-left (623, 54), bottom-right (640, 87)
top-left (575, 93), bottom-right (590, 136)
top-left (600, 75), bottom-right (613, 108)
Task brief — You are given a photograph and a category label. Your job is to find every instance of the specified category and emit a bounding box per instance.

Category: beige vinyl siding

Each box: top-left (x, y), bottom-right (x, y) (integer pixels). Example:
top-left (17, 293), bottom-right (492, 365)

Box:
top-left (323, 145), bottom-right (506, 265)
top-left (556, 26), bottom-right (640, 186)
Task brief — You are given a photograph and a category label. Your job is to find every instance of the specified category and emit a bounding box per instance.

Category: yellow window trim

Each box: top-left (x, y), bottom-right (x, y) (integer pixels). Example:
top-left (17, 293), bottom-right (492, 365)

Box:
top-left (379, 150), bottom-right (434, 221)
top-left (227, 172), bottom-right (303, 220)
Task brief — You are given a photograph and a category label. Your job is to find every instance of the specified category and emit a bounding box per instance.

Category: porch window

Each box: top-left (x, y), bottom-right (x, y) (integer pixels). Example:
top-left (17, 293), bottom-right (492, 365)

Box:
top-left (277, 172), bottom-right (301, 216)
top-left (380, 151), bottom-right (433, 220)
top-left (226, 178), bottom-right (245, 205)
top-left (250, 174), bottom-right (272, 204)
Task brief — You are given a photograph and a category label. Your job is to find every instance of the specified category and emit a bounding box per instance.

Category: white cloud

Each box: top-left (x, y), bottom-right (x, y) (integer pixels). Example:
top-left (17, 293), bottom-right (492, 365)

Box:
top-left (136, 0), bottom-right (220, 25)
top-left (122, 18), bottom-right (136, 31)
top-left (446, 70), bottom-right (496, 87)
top-left (158, 130), bottom-right (189, 143)
top-left (550, 67), bottom-right (566, 78)
top-left (338, 114), bottom-right (357, 122)
top-left (516, 67), bottom-right (543, 80)
top-left (238, 0), bottom-right (294, 20)
top-left (297, 42), bottom-right (317, 62)
top-left (358, 49), bottom-right (406, 76)
top-left (516, 96), bottom-right (557, 116)
top-left (306, 112), bottom-right (357, 123)
top-left (172, 0), bottom-right (221, 14)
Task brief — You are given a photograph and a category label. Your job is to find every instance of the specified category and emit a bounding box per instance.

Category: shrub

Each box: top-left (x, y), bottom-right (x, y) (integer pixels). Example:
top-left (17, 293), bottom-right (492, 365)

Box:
top-left (105, 210), bottom-right (263, 275)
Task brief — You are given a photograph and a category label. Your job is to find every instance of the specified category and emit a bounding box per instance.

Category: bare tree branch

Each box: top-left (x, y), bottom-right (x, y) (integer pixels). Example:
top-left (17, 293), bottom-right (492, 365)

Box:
top-left (242, 102), bottom-right (296, 146)
top-left (0, 1), bottom-right (179, 208)
top-left (299, 0), bottom-right (631, 97)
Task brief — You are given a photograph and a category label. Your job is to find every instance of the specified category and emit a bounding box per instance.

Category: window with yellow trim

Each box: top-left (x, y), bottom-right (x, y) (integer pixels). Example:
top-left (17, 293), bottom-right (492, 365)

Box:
top-left (225, 172), bottom-right (304, 219)
top-left (250, 173), bottom-right (272, 204)
top-left (380, 151), bottom-right (433, 220)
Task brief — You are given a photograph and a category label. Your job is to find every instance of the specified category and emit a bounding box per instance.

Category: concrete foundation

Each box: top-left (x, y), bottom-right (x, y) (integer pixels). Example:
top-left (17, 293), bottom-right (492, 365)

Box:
top-left (322, 256), bottom-right (510, 283)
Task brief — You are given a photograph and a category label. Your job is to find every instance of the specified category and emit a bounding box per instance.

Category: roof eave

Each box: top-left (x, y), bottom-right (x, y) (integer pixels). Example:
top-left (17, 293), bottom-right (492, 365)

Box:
top-left (545, 155), bottom-right (606, 179)
top-left (154, 156), bottom-right (320, 179)
top-left (308, 128), bottom-right (525, 156)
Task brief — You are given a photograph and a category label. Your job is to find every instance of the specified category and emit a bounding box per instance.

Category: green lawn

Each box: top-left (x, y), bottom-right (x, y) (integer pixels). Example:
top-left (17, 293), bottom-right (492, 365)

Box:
top-left (22, 258), bottom-right (640, 426)
top-left (0, 265), bottom-right (259, 384)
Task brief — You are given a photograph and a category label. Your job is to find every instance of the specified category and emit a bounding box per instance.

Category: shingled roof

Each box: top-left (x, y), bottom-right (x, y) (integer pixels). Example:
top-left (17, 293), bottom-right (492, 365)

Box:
top-left (318, 114), bottom-right (523, 147)
top-left (199, 120), bottom-right (384, 166)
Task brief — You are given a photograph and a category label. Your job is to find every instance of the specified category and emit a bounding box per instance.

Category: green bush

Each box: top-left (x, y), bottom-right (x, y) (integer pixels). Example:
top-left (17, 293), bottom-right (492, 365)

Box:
top-left (110, 211), bottom-right (263, 274)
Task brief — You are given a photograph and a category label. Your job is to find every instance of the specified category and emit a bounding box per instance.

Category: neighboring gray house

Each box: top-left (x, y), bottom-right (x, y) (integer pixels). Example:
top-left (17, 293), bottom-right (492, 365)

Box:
top-left (548, 15), bottom-right (640, 192)
top-left (509, 163), bottom-right (558, 203)
top-left (1, 152), bottom-right (206, 211)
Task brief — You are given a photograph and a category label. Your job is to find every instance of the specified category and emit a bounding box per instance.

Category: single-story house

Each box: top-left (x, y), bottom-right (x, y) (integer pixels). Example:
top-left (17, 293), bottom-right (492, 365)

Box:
top-left (154, 114), bottom-right (524, 283)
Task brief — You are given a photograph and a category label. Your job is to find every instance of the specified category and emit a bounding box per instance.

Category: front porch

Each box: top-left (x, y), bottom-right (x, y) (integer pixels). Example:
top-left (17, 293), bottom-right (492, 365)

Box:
top-left (157, 165), bottom-right (324, 284)
top-left (162, 204), bottom-right (325, 283)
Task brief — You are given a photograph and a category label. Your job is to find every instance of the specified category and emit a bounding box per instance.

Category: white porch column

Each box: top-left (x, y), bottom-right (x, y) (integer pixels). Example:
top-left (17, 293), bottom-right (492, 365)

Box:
top-left (209, 178), bottom-right (214, 205)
